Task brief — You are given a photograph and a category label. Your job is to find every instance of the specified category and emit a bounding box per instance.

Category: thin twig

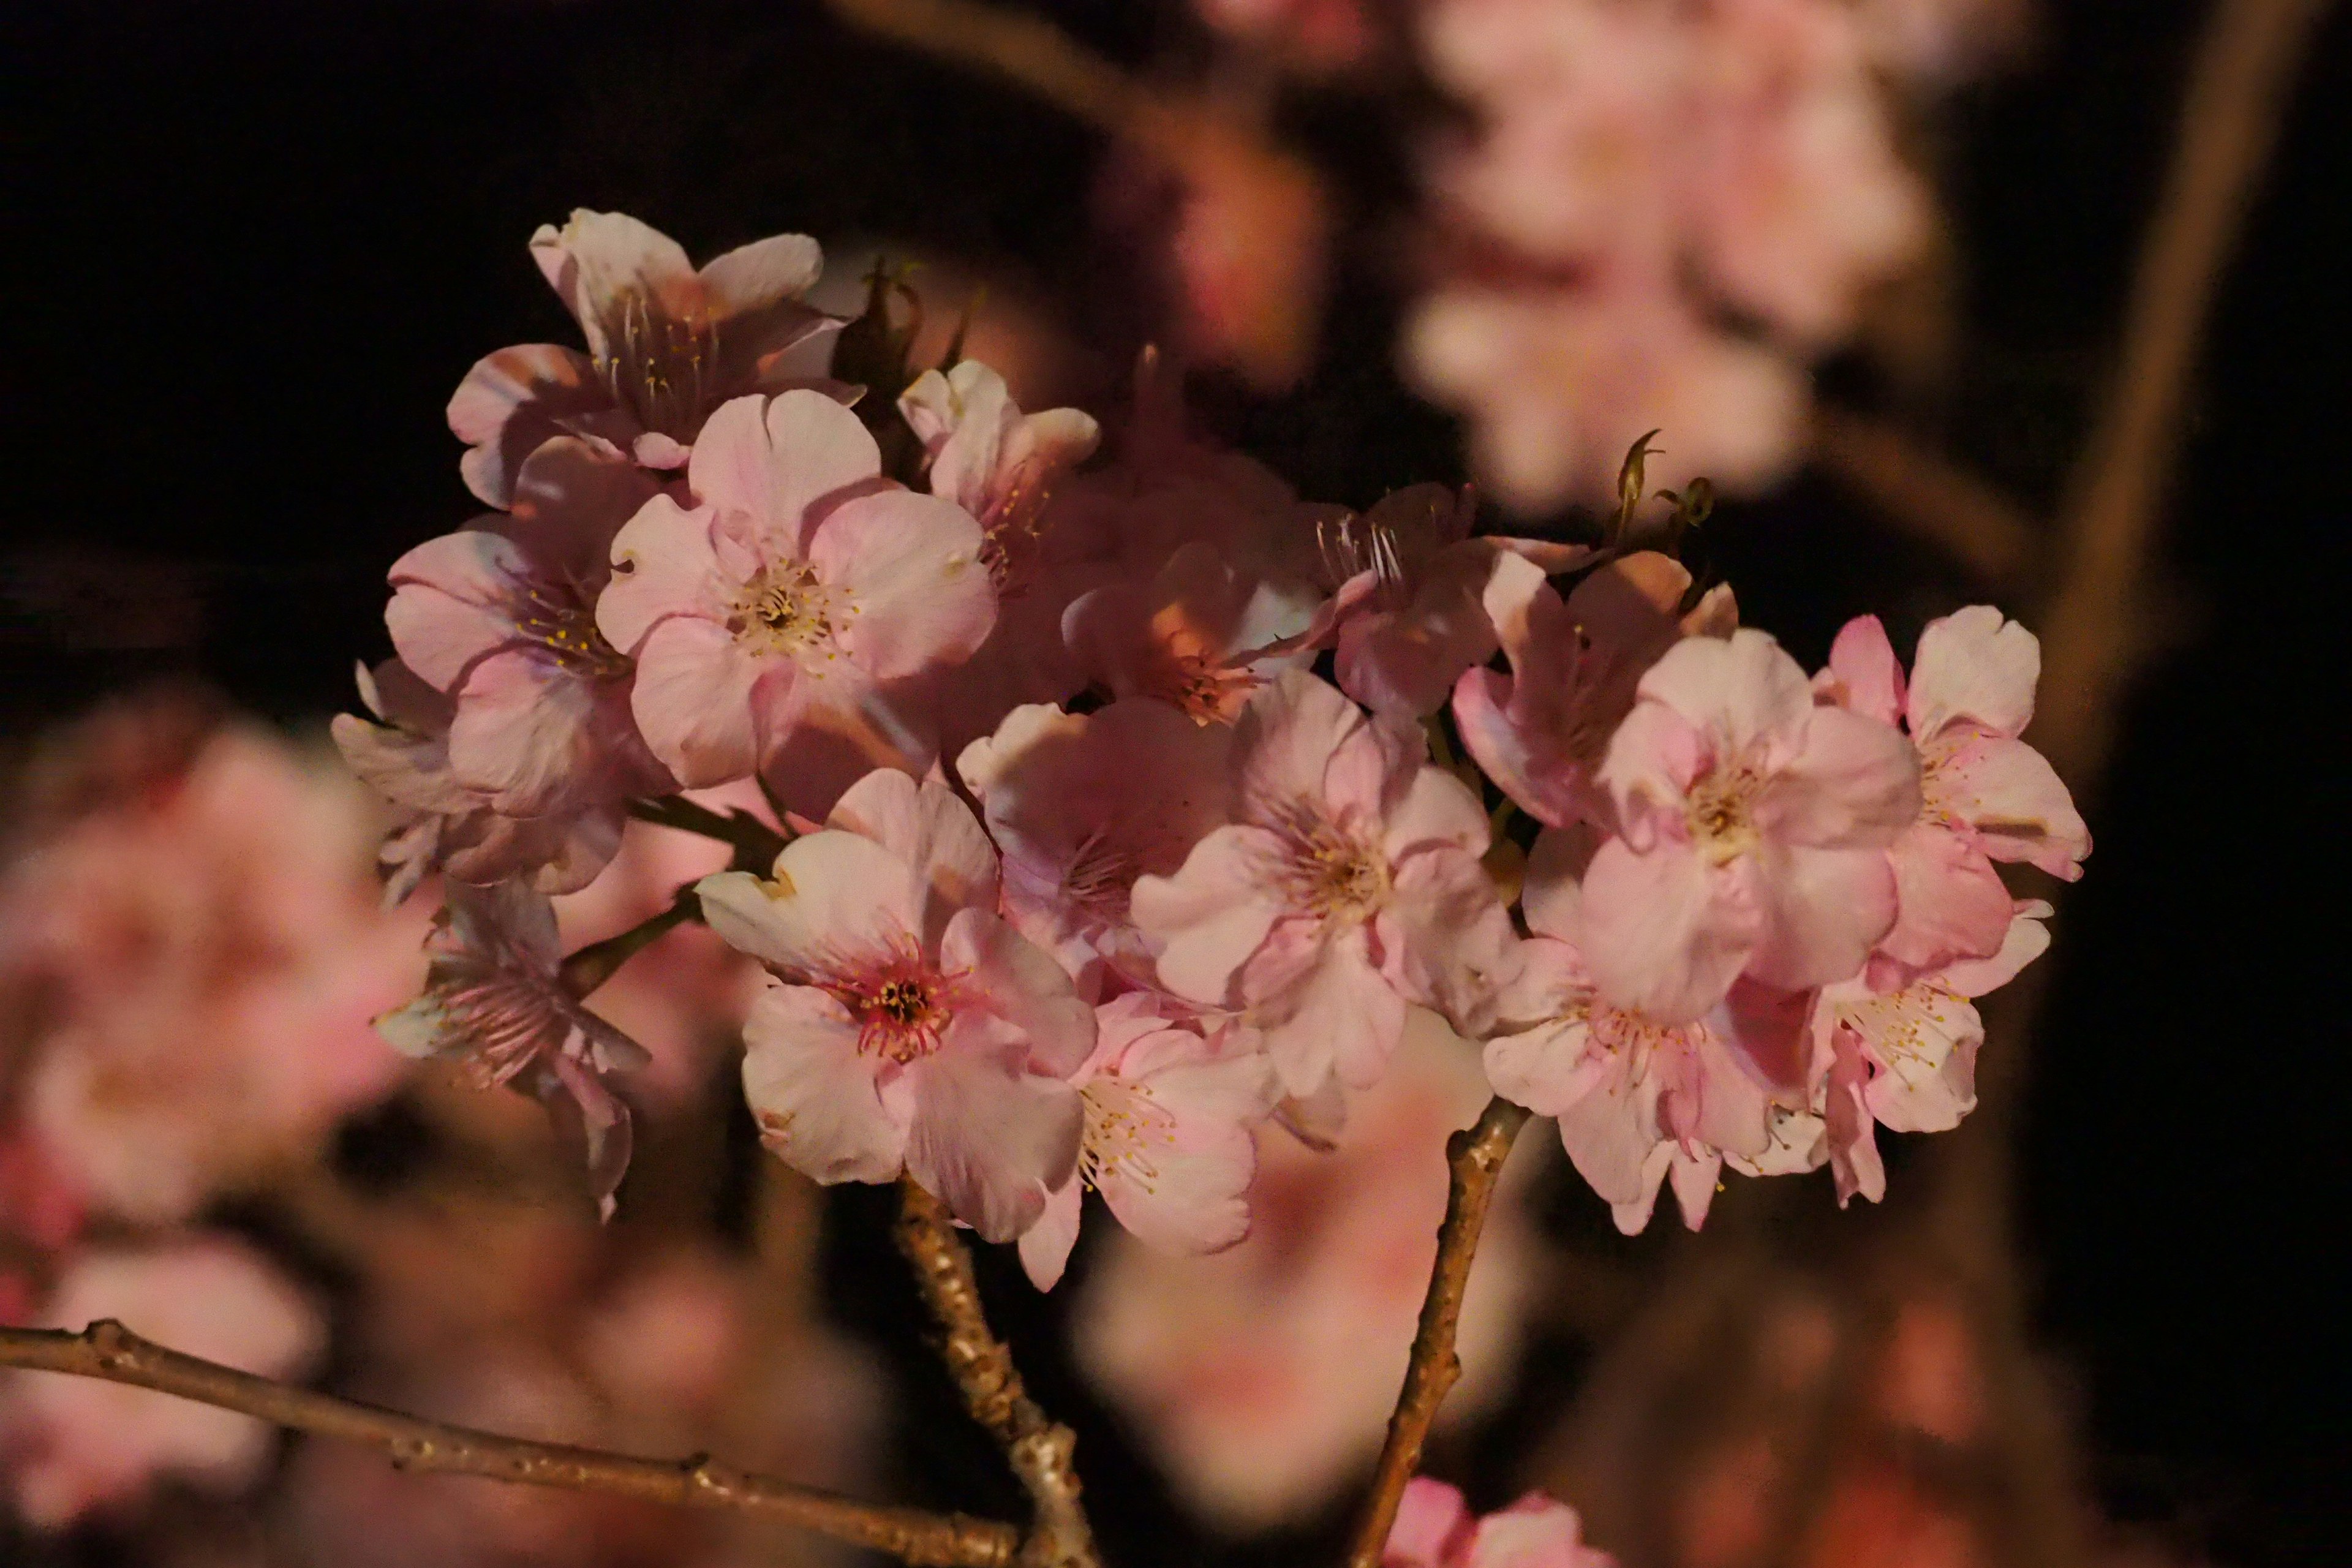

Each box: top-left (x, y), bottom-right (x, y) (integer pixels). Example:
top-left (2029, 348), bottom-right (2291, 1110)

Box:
top-left (1346, 1096), bottom-right (1531, 1568)
top-left (894, 1180), bottom-right (1099, 1568)
top-left (1810, 405), bottom-right (2041, 589)
top-left (0, 1320), bottom-right (1018, 1568)
top-left (628, 796), bottom-right (791, 867)
top-left (557, 887), bottom-right (698, 998)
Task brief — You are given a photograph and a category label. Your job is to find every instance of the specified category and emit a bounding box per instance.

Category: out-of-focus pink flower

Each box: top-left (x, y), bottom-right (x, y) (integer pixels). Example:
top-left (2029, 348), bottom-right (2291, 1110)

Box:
top-left (697, 771), bottom-right (1093, 1242)
top-left (448, 210), bottom-right (839, 506)
top-left (385, 437), bottom-right (673, 818)
top-left (957, 699), bottom-right (1233, 991)
top-left (1816, 609), bottom-right (2089, 986)
top-left (1077, 1009), bottom-right (1537, 1531)
top-left (0, 1237), bottom-right (325, 1528)
top-left (1812, 901), bottom-right (2049, 1205)
top-left (1387, 1477), bottom-right (1619, 1568)
top-left (1313, 484), bottom-right (1592, 719)
top-left (1065, 543), bottom-right (1319, 726)
top-left (1019, 992), bottom-right (1279, 1291)
top-left (595, 391), bottom-right (995, 815)
top-left (1485, 840), bottom-right (1789, 1233)
top-left (1579, 629), bottom-right (1919, 1023)
top-left (1856, 0), bottom-right (2030, 83)
top-left (1455, 551), bottom-right (1736, 830)
top-left (899, 361), bottom-right (1108, 753)
top-left (1196, 0), bottom-right (1378, 74)
top-left (1407, 277), bottom-right (1807, 516)
top-left (379, 880), bottom-right (650, 1218)
top-left (1132, 672), bottom-right (1520, 1097)
top-left (3, 715), bottom-right (421, 1223)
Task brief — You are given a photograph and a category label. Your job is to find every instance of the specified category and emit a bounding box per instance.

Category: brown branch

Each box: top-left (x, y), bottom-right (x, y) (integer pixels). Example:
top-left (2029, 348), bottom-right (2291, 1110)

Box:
top-left (0, 1321), bottom-right (1018, 1568)
top-left (894, 1180), bottom-right (1099, 1568)
top-left (1810, 405), bottom-right (2042, 589)
top-left (628, 795), bottom-right (791, 867)
top-left (1346, 1096), bottom-right (1532, 1568)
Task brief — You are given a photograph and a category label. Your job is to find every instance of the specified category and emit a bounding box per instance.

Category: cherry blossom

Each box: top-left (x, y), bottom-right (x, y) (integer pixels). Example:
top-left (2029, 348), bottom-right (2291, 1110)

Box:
top-left (0, 1237), bottom-right (325, 1528)
top-left (957, 699), bottom-right (1234, 990)
top-left (1455, 549), bottom-right (1737, 831)
top-left (1817, 609), bottom-right (2090, 984)
top-left (1813, 900), bottom-right (2051, 1205)
top-left (1131, 672), bottom-right (1521, 1097)
top-left (2, 712), bottom-right (420, 1223)
top-left (594, 390), bottom-right (995, 815)
top-left (378, 878), bottom-right (651, 1218)
top-left (695, 771), bottom-right (1093, 1242)
top-left (333, 659), bottom-right (625, 901)
top-left (1387, 1477), bottom-right (1619, 1568)
top-left (1484, 833), bottom-right (1797, 1234)
top-left (897, 361), bottom-right (1108, 750)
top-left (449, 209), bottom-right (839, 506)
top-left (386, 436), bottom-right (674, 818)
top-left (1578, 628), bottom-right (1920, 1023)
top-left (1313, 483), bottom-right (1592, 719)
top-left (1063, 542), bottom-right (1319, 725)
top-left (1017, 992), bottom-right (1279, 1291)
top-left (1076, 1010), bottom-right (1537, 1531)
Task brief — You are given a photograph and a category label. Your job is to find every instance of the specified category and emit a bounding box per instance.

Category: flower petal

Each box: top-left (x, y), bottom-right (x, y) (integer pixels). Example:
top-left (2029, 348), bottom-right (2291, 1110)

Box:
top-left (1575, 837), bottom-right (1757, 1023)
top-left (812, 490), bottom-right (995, 679)
top-left (628, 616), bottom-right (764, 786)
top-left (906, 1026), bottom-right (1084, 1242)
top-left (1131, 827), bottom-right (1286, 1004)
top-left (1909, 605), bottom-right (2040, 739)
top-left (740, 979), bottom-right (907, 1183)
top-left (829, 770), bottom-right (1000, 947)
top-left (600, 496), bottom-right (725, 655)
top-left (695, 829), bottom-right (922, 977)
top-left (1744, 844), bottom-right (1896, 992)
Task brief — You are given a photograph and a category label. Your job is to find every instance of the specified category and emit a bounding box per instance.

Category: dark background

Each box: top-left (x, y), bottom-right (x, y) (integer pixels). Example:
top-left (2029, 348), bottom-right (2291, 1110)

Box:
top-left (6, 0), bottom-right (2346, 1561)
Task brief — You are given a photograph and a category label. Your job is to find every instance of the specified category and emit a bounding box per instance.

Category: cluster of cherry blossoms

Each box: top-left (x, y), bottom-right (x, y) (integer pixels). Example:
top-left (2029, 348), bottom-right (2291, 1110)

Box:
top-left (337, 205), bottom-right (2089, 1281)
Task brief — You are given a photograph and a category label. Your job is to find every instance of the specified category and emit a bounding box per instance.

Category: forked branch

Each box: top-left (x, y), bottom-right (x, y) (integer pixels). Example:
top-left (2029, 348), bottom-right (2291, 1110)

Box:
top-left (895, 1179), bottom-right (1101, 1568)
top-left (0, 1321), bottom-right (1019, 1568)
top-left (1346, 1096), bottom-right (1532, 1568)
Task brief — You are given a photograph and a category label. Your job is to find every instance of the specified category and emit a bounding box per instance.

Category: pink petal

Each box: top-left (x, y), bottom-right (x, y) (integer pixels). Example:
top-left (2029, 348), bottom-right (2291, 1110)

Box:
top-left (1635, 628), bottom-right (1815, 761)
top-left (756, 672), bottom-right (940, 821)
top-left (761, 390), bottom-right (887, 549)
top-left (1096, 1052), bottom-right (1272, 1256)
top-left (1936, 899), bottom-right (2052, 997)
top-left (1379, 767), bottom-right (1490, 858)
top-left (1483, 1017), bottom-right (1605, 1118)
top-left (599, 496), bottom-right (725, 655)
top-left (1824, 1025), bottom-right (1885, 1206)
top-left (1017, 1178), bottom-right (1085, 1291)
top-left (829, 771), bottom-right (1000, 948)
top-left (531, 209), bottom-right (698, 332)
top-left (1752, 704), bottom-right (1921, 849)
top-left (1908, 605), bottom-right (2040, 740)
top-left (445, 647), bottom-right (602, 813)
top-left (1520, 823), bottom-right (1603, 944)
top-left (698, 233), bottom-right (823, 317)
top-left (628, 616), bottom-right (764, 786)
top-left (1936, 734), bottom-right (2090, 878)
top-left (1453, 666), bottom-right (1584, 830)
top-left (447, 344), bottom-right (611, 508)
top-left (812, 490), bottom-right (995, 679)
top-left (739, 980), bottom-right (907, 1183)
top-left (504, 435), bottom-right (660, 585)
top-left (1131, 826), bottom-right (1288, 1004)
top-left (695, 829), bottom-right (923, 977)
top-left (1381, 846), bottom-right (1523, 1036)
top-left (940, 908), bottom-right (1096, 1079)
top-left (1817, 614), bottom-right (1906, 725)
top-left (1576, 837), bottom-right (1758, 1023)
top-left (682, 396), bottom-right (784, 533)
top-left (1556, 1061), bottom-right (1664, 1210)
top-left (1877, 823), bottom-right (2014, 976)
top-left (1234, 672), bottom-right (1369, 816)
top-left (1666, 1147), bottom-right (1724, 1229)
top-left (1386, 1478), bottom-right (1472, 1568)
top-left (385, 531), bottom-right (534, 690)
top-left (1744, 844), bottom-right (1896, 992)
top-left (1252, 927), bottom-right (1406, 1093)
top-left (907, 1025), bottom-right (1084, 1242)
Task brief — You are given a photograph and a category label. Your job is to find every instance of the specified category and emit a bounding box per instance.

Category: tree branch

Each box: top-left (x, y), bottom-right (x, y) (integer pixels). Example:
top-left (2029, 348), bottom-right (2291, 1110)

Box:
top-left (894, 1180), bottom-right (1099, 1568)
top-left (1809, 406), bottom-right (2042, 589)
top-left (0, 1320), bottom-right (1018, 1568)
top-left (1346, 1096), bottom-right (1531, 1568)
top-left (628, 796), bottom-right (791, 867)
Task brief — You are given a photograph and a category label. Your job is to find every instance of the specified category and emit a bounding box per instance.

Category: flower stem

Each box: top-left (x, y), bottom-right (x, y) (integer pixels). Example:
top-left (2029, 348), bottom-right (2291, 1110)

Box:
top-left (894, 1179), bottom-right (1100, 1568)
top-left (557, 888), bottom-right (699, 998)
top-left (0, 1321), bottom-right (1019, 1567)
top-left (1345, 1095), bottom-right (1531, 1568)
top-left (629, 795), bottom-right (791, 867)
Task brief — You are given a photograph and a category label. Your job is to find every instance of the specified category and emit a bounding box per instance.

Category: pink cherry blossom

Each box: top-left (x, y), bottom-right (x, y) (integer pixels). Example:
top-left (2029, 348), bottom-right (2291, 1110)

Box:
top-left (696, 771), bottom-right (1093, 1242)
top-left (1812, 900), bottom-right (2051, 1205)
top-left (1485, 840), bottom-right (1792, 1234)
top-left (448, 209), bottom-right (839, 506)
top-left (1817, 609), bottom-right (2090, 984)
top-left (1064, 542), bottom-right (1320, 726)
top-left (1312, 484), bottom-right (1593, 719)
top-left (1018, 992), bottom-right (1280, 1291)
top-left (1578, 628), bottom-right (1920, 1023)
top-left (1405, 276), bottom-right (1807, 515)
top-left (1455, 550), bottom-right (1737, 831)
top-left (595, 390), bottom-right (996, 816)
top-left (1387, 1478), bottom-right (1619, 1568)
top-left (957, 699), bottom-right (1234, 990)
top-left (1131, 672), bottom-right (1521, 1097)
top-left (895, 360), bottom-right (1107, 751)
top-left (0, 1236), bottom-right (325, 1528)
top-left (333, 659), bottom-right (625, 902)
top-left (1076, 1009), bottom-right (1537, 1531)
top-left (3, 710), bottom-right (421, 1223)
top-left (386, 436), bottom-right (674, 818)
top-left (379, 878), bottom-right (651, 1218)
